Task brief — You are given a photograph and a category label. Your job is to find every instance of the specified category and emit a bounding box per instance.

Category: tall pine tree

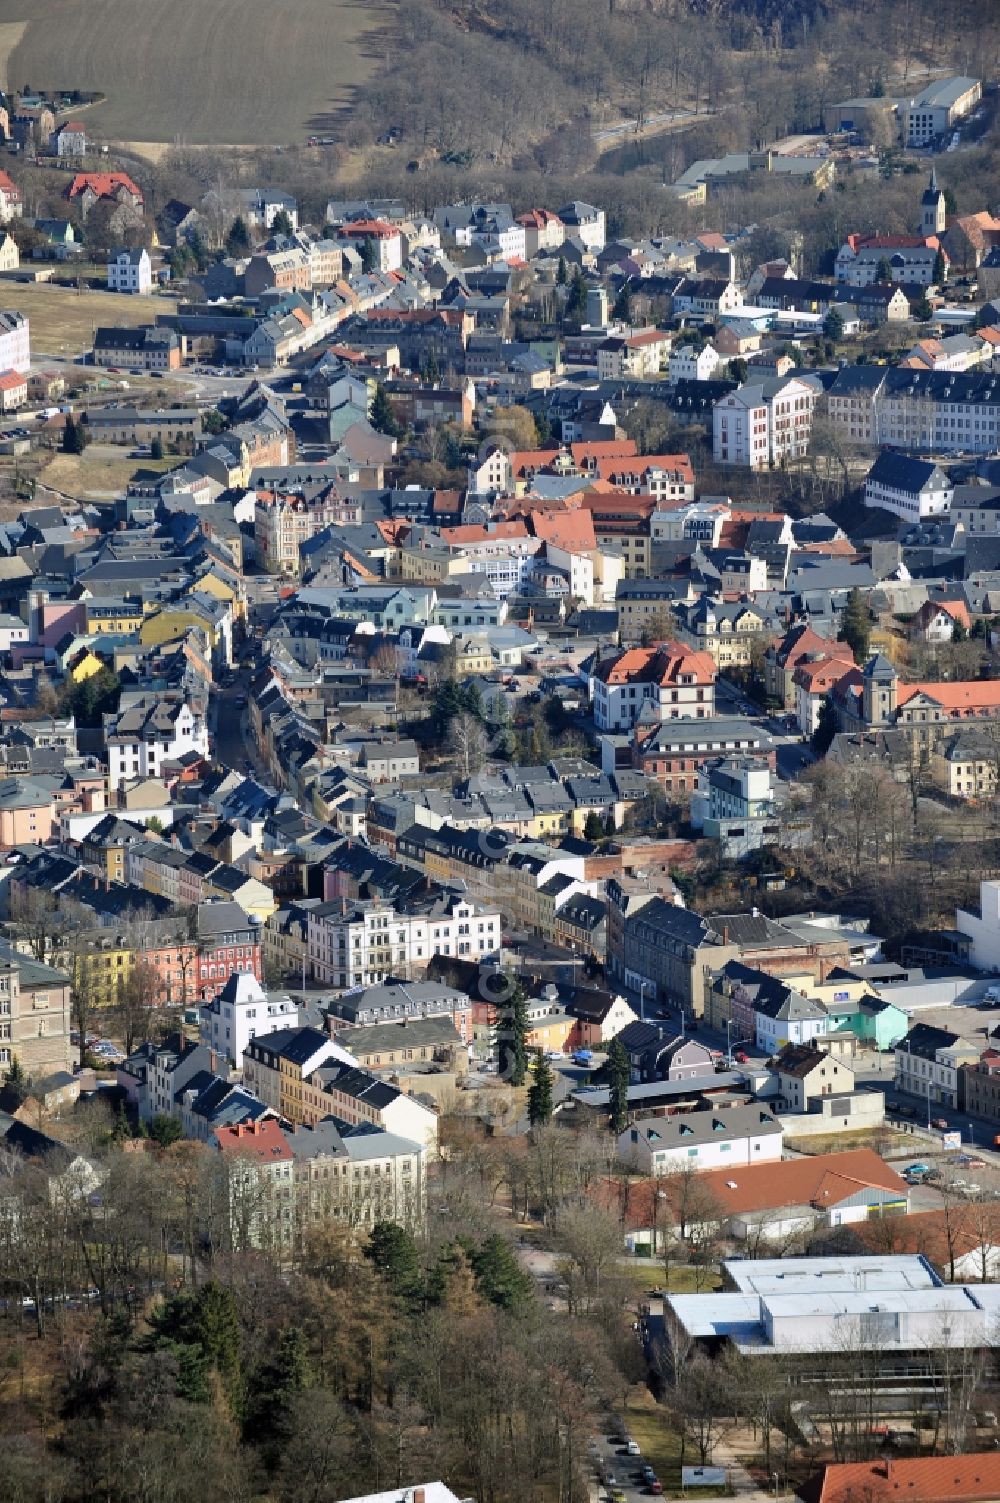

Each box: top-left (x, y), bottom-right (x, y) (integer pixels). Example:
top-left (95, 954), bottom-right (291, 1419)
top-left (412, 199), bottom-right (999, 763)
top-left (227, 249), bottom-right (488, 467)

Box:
top-left (839, 586), bottom-right (871, 665)
top-left (607, 1035), bottom-right (630, 1135)
top-left (498, 976), bottom-right (529, 1086)
top-left (527, 1049), bottom-right (554, 1127)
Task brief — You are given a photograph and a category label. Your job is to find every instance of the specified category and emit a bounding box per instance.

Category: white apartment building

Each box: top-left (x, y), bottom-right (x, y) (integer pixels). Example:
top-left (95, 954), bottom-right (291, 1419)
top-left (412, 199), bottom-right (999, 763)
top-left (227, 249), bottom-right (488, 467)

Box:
top-left (668, 342), bottom-right (721, 384)
top-left (107, 247), bottom-right (152, 294)
top-left (307, 895), bottom-right (502, 988)
top-left (200, 971), bottom-right (299, 1070)
top-left (894, 1023), bottom-right (979, 1110)
top-left (591, 642), bottom-right (716, 732)
top-left (105, 694), bottom-right (209, 785)
top-left (713, 376), bottom-right (818, 469)
top-left (0, 310), bottom-right (29, 373)
top-left (619, 1105), bottom-right (783, 1174)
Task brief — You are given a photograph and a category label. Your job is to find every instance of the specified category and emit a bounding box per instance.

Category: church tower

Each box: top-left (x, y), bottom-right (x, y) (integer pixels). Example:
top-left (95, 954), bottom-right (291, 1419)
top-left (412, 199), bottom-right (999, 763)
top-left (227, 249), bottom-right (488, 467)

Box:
top-left (862, 653), bottom-right (899, 727)
top-left (921, 166), bottom-right (946, 237)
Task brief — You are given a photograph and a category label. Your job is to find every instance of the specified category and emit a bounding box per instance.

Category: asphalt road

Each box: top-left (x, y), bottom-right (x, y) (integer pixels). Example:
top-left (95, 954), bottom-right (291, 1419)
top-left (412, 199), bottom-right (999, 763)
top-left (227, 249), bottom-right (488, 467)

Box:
top-left (211, 675), bottom-right (259, 778)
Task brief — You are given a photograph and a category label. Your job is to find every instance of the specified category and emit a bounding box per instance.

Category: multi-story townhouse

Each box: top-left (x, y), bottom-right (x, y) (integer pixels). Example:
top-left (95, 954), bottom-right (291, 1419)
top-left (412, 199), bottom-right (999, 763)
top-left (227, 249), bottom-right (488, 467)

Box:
top-left (104, 693), bottom-right (209, 786)
top-left (0, 941), bottom-right (72, 1078)
top-left (849, 369), bottom-right (1000, 455)
top-left (894, 1022), bottom-right (979, 1110)
top-left (287, 1119), bottom-right (425, 1233)
top-left (306, 894), bottom-right (501, 987)
top-left (824, 365), bottom-right (888, 445)
top-left (200, 966), bottom-right (296, 1070)
top-left (214, 1118), bottom-right (296, 1253)
top-left (590, 642), bottom-right (717, 733)
top-left (0, 309), bottom-right (29, 373)
top-left (713, 375), bottom-right (819, 469)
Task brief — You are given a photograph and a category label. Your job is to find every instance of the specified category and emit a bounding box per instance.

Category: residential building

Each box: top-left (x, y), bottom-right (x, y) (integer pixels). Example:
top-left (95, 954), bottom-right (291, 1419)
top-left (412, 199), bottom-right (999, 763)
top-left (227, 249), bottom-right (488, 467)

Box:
top-left (199, 972), bottom-right (298, 1070)
top-left (557, 201), bottom-right (606, 252)
top-left (104, 694), bottom-right (209, 785)
top-left (764, 621), bottom-right (836, 709)
top-left (0, 169), bottom-right (23, 222)
top-left (322, 979), bottom-right (473, 1044)
top-left (195, 901), bottom-right (263, 1000)
top-left (772, 1041), bottom-right (855, 1111)
top-left (713, 376), bottom-right (819, 469)
top-left (621, 715), bottom-right (776, 797)
top-left (0, 941), bottom-right (72, 1078)
top-left (824, 365), bottom-right (888, 445)
top-left (793, 652), bottom-right (857, 736)
top-left (106, 247), bottom-right (152, 294)
top-left (287, 1119), bottom-right (425, 1233)
top-left (959, 1048), bottom-right (1000, 1132)
top-left (238, 188), bottom-right (298, 232)
top-left (894, 1022), bottom-right (978, 1110)
top-left (590, 642), bottom-right (717, 732)
top-left (53, 120), bottom-right (86, 157)
top-left (599, 1150), bottom-right (908, 1251)
top-left (93, 326), bottom-right (182, 371)
top-left (307, 894), bottom-right (501, 986)
top-left (0, 370), bottom-right (27, 412)
top-left (864, 452), bottom-right (953, 520)
top-left (690, 756), bottom-right (783, 858)
top-left (754, 984), bottom-right (829, 1053)
top-left (606, 888), bottom-right (738, 1017)
top-left (668, 342), bottom-right (721, 384)
top-left (336, 220), bottom-right (403, 273)
top-left (214, 1118), bottom-right (295, 1252)
top-left (0, 310), bottom-right (29, 374)
top-left (618, 1104), bottom-right (783, 1174)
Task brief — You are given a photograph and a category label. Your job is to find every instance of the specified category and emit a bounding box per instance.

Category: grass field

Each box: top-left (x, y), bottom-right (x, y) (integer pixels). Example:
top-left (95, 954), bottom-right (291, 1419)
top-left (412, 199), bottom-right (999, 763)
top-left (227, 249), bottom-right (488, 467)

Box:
top-left (37, 450), bottom-right (176, 500)
top-left (0, 283), bottom-right (177, 355)
top-left (0, 0), bottom-right (390, 144)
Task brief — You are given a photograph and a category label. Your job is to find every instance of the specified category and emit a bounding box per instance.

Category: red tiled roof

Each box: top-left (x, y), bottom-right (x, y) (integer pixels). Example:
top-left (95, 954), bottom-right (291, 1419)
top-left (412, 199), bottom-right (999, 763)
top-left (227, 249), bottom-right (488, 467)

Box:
top-left (528, 509), bottom-right (596, 553)
top-left (570, 439), bottom-right (638, 464)
top-left (214, 1119), bottom-right (291, 1162)
top-left (0, 371), bottom-right (26, 390)
top-left (593, 452), bottom-right (694, 485)
top-left (799, 1454), bottom-right (1000, 1503)
top-left (66, 171), bottom-right (143, 203)
top-left (794, 653), bottom-right (857, 691)
top-left (338, 219), bottom-right (399, 237)
top-left (899, 679), bottom-right (1000, 711)
top-left (596, 642), bottom-right (716, 688)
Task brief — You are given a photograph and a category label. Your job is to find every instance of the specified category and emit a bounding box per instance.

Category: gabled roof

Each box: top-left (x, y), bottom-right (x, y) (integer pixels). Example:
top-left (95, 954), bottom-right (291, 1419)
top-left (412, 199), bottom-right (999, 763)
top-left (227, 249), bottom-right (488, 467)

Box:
top-left (799, 1455), bottom-right (1000, 1503)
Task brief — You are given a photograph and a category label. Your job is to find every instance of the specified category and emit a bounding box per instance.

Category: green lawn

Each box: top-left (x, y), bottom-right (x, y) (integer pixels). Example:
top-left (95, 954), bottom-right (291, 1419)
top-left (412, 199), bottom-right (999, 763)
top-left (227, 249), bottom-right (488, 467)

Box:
top-left (617, 1262), bottom-right (723, 1295)
top-left (625, 1400), bottom-right (729, 1497)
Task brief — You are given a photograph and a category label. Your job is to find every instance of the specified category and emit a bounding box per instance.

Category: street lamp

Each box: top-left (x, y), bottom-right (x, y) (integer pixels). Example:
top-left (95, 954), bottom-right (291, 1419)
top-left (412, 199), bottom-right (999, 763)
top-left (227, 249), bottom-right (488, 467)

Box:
top-left (639, 978), bottom-right (651, 1023)
top-left (726, 1019), bottom-right (735, 1065)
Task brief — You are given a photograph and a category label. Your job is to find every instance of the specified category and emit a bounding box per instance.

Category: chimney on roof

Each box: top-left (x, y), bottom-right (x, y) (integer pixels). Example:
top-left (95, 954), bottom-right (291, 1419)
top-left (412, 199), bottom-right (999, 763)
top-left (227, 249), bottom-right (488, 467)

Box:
top-left (413, 1491), bottom-right (426, 1503)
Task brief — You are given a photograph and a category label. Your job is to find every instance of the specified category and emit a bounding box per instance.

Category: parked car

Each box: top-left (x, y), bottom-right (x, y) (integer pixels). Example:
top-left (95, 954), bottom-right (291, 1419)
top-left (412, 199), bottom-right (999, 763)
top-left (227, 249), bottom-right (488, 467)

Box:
top-left (625, 1441), bottom-right (641, 1456)
top-left (931, 1117), bottom-right (950, 1129)
top-left (734, 1049), bottom-right (749, 1063)
top-left (647, 1483), bottom-right (663, 1495)
top-left (903, 1162), bottom-right (930, 1178)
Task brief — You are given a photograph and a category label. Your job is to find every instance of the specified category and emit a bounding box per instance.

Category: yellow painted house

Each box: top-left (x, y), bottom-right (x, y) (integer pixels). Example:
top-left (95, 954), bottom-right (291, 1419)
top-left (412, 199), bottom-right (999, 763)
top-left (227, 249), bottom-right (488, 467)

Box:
top-left (84, 602), bottom-right (148, 635)
top-left (139, 597), bottom-right (231, 657)
top-left (67, 647), bottom-right (105, 683)
top-left (196, 568), bottom-right (246, 622)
